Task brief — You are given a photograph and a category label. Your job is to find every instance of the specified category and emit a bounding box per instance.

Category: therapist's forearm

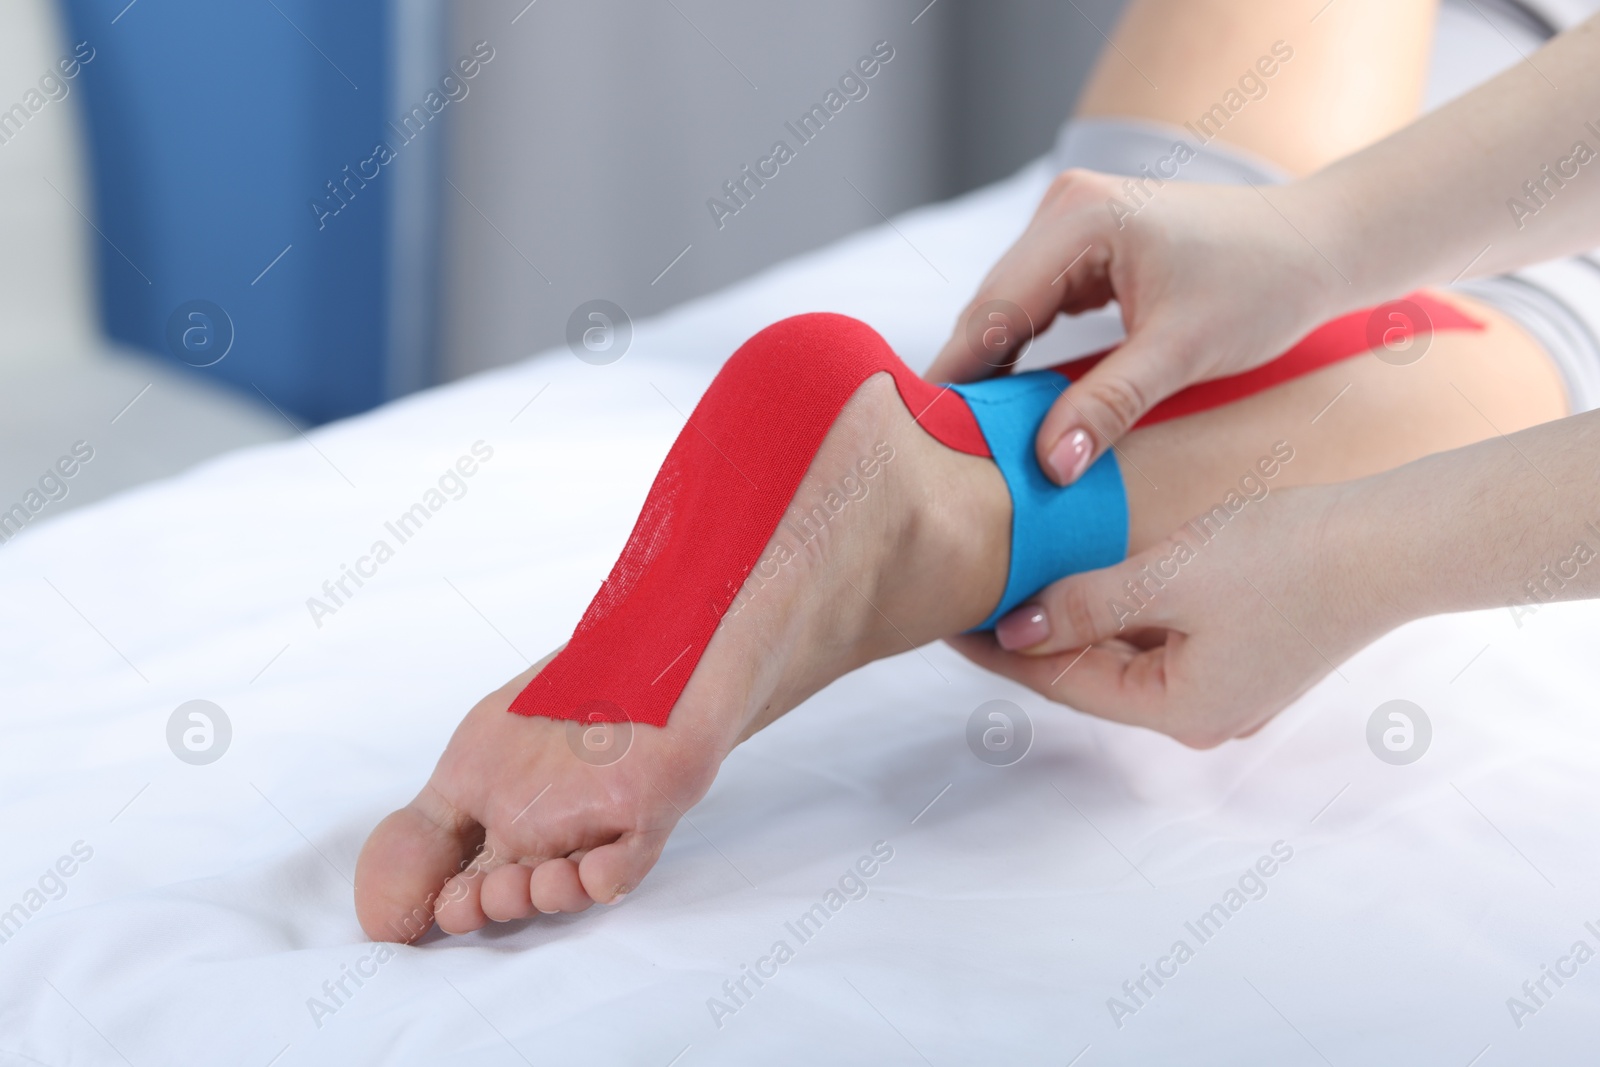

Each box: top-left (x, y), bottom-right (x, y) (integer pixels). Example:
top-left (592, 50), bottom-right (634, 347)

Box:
top-left (1280, 13), bottom-right (1600, 312)
top-left (1342, 408), bottom-right (1600, 626)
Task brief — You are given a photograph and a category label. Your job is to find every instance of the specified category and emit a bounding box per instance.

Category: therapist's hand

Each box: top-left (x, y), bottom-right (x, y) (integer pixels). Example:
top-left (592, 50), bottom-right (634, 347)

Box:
top-left (926, 171), bottom-right (1342, 485)
top-left (947, 482), bottom-right (1394, 747)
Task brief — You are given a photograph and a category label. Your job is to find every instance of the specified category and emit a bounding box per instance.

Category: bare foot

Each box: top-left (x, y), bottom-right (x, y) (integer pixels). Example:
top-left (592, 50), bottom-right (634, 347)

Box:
top-left (354, 369), bottom-right (1011, 940)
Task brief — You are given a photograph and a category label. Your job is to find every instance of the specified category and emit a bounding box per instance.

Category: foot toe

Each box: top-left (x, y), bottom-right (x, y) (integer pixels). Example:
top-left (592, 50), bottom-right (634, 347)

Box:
top-left (530, 857), bottom-right (592, 913)
top-left (480, 862), bottom-right (535, 922)
top-left (434, 857), bottom-right (495, 935)
top-left (355, 796), bottom-right (483, 943)
top-left (578, 829), bottom-right (669, 905)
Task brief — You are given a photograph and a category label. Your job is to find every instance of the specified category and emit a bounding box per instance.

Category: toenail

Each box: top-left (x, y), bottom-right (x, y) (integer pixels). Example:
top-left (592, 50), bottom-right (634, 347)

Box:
top-left (1046, 428), bottom-right (1092, 485)
top-left (996, 604), bottom-right (1050, 651)
top-left (608, 891), bottom-right (629, 905)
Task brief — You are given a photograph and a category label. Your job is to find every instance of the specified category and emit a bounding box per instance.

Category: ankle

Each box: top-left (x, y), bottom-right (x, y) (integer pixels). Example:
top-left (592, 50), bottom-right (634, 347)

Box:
top-left (875, 442), bottom-right (1012, 641)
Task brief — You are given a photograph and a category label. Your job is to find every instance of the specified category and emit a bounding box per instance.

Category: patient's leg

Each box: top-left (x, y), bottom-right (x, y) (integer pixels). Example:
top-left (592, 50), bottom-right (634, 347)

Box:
top-left (353, 0), bottom-right (1564, 941)
top-left (1118, 300), bottom-right (1565, 545)
top-left (1076, 0), bottom-right (1438, 175)
top-left (355, 300), bottom-right (1563, 942)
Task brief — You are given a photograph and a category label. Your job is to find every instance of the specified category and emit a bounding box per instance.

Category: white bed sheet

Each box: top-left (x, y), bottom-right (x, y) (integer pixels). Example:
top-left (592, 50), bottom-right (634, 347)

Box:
top-left (4, 158), bottom-right (1600, 1066)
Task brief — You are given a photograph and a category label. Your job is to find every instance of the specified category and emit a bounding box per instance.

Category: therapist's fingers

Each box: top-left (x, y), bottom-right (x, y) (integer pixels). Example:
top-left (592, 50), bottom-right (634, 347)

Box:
top-left (945, 631), bottom-right (1192, 738)
top-left (932, 173), bottom-right (1346, 484)
top-left (990, 540), bottom-right (1182, 655)
top-left (964, 539), bottom-right (1215, 742)
top-left (951, 484), bottom-right (1381, 747)
top-left (926, 170), bottom-right (1122, 384)
top-left (1033, 330), bottom-right (1203, 485)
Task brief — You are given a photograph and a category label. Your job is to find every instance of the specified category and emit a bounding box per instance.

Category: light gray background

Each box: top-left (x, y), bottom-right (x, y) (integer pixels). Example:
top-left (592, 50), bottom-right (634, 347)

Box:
top-left (440, 0), bottom-right (1127, 379)
top-left (0, 0), bottom-right (1127, 526)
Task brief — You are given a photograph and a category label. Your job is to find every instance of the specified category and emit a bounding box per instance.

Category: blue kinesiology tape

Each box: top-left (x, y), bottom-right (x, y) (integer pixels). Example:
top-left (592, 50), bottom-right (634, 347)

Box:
top-left (950, 371), bottom-right (1129, 631)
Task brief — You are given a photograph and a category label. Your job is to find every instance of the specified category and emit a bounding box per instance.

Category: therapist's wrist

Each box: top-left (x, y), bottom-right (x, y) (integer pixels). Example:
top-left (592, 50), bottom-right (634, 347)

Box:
top-left (1228, 177), bottom-right (1369, 347)
top-left (1248, 176), bottom-right (1369, 336)
top-left (1279, 164), bottom-right (1437, 318)
top-left (1318, 471), bottom-right (1434, 641)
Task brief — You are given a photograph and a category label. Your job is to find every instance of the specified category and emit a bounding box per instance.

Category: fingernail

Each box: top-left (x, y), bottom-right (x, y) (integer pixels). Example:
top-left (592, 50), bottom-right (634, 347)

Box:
top-left (996, 604), bottom-right (1050, 651)
top-left (1046, 428), bottom-right (1093, 485)
top-left (608, 890), bottom-right (629, 905)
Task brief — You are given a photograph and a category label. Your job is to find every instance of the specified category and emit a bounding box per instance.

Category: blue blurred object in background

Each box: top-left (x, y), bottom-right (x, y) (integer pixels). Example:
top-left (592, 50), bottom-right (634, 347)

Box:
top-left (59, 0), bottom-right (441, 424)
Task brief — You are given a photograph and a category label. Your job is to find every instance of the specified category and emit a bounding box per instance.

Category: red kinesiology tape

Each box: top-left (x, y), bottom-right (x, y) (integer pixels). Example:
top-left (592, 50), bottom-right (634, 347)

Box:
top-left (511, 294), bottom-right (1480, 728)
top-left (1057, 292), bottom-right (1481, 426)
top-left (510, 313), bottom-right (986, 728)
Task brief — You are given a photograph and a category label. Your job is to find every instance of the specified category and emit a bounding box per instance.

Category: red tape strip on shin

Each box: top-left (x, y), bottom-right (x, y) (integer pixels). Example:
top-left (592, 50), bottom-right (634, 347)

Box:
top-left (511, 294), bottom-right (1482, 728)
top-left (509, 313), bottom-right (986, 727)
top-left (1057, 291), bottom-right (1482, 428)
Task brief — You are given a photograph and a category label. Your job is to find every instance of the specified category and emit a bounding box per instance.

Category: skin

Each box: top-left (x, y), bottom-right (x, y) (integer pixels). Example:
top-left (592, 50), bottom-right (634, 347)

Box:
top-left (356, 0), bottom-right (1583, 935)
top-left (356, 291), bottom-right (1562, 939)
top-left (1074, 0), bottom-right (1436, 177)
top-left (356, 375), bottom-right (1013, 939)
top-left (955, 409), bottom-right (1600, 746)
top-left (931, 3), bottom-right (1600, 487)
top-left (941, 4), bottom-right (1600, 739)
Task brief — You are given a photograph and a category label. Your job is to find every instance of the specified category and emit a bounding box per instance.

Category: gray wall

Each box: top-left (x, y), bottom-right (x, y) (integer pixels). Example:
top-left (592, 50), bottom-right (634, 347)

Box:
top-left (442, 0), bottom-right (1125, 379)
